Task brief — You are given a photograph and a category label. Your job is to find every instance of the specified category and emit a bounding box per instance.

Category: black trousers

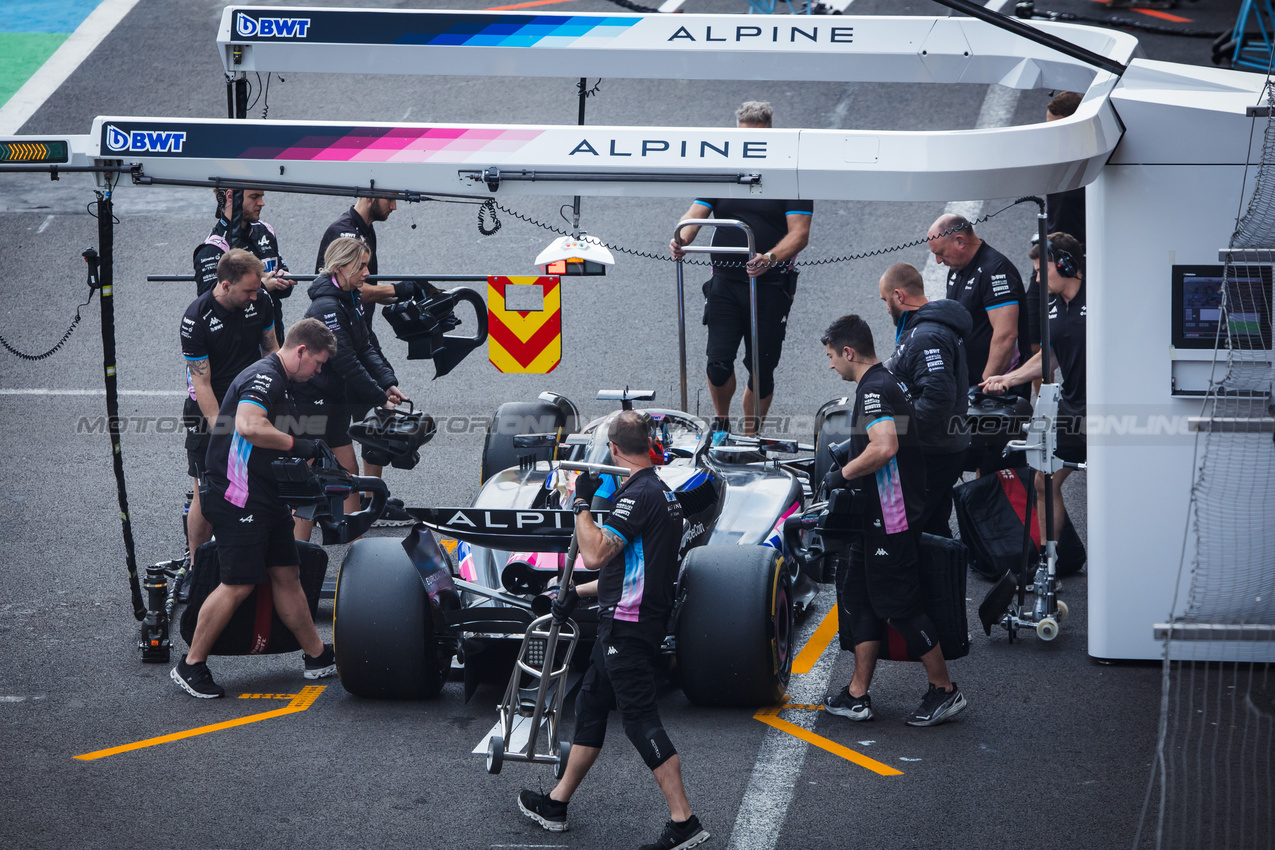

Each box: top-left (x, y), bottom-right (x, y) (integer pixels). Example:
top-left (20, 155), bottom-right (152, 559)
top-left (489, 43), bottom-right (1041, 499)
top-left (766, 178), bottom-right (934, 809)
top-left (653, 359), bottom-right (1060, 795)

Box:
top-left (918, 449), bottom-right (967, 538)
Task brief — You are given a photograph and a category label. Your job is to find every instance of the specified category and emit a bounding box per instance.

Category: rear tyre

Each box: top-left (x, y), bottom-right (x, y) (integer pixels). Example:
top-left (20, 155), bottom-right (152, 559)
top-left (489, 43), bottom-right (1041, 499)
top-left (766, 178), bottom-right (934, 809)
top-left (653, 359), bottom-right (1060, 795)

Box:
top-left (677, 545), bottom-right (793, 706)
top-left (481, 400), bottom-right (572, 483)
top-left (334, 538), bottom-right (449, 699)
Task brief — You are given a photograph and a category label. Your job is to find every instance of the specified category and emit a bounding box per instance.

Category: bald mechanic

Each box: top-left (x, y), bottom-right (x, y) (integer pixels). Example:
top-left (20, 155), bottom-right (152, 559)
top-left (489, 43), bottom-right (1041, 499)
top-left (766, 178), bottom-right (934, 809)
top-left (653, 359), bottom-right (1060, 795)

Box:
top-left (517, 411), bottom-right (708, 850)
top-left (671, 101), bottom-right (813, 436)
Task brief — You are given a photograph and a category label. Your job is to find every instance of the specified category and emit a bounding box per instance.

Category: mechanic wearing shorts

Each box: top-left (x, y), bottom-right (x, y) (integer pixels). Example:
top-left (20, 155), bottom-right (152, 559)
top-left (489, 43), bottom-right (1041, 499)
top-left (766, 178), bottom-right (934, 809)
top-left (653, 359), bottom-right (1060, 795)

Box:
top-left (292, 236), bottom-right (408, 541)
top-left (670, 101), bottom-right (812, 436)
top-left (982, 231), bottom-right (1087, 545)
top-left (171, 318), bottom-right (339, 698)
top-left (194, 188), bottom-right (295, 345)
top-left (181, 248), bottom-right (278, 592)
top-left (518, 410), bottom-right (708, 850)
top-left (820, 315), bottom-right (968, 727)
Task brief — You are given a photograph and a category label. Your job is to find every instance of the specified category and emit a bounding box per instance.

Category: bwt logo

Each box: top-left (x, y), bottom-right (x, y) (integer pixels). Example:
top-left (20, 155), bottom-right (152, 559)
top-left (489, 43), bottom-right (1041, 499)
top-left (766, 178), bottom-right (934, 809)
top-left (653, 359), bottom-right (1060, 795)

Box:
top-left (105, 126), bottom-right (187, 153)
top-left (236, 14), bottom-right (311, 38)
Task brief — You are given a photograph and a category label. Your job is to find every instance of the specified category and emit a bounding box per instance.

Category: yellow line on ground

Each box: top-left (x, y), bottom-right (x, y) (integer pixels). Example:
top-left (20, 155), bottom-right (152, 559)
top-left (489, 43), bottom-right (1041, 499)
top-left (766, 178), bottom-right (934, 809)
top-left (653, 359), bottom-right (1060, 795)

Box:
top-left (753, 704), bottom-right (902, 776)
top-left (790, 606), bottom-right (839, 674)
top-left (74, 686), bottom-right (326, 761)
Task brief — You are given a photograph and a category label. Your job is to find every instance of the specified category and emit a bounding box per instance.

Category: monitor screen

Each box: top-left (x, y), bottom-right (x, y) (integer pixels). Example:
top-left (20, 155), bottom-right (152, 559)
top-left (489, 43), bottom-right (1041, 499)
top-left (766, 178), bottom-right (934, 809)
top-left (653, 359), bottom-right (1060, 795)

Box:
top-left (1172, 265), bottom-right (1273, 350)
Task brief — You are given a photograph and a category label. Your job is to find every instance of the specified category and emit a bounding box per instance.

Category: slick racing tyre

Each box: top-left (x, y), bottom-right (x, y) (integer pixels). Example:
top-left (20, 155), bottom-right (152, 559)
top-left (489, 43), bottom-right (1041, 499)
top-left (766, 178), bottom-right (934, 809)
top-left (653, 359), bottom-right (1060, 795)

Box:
top-left (334, 538), bottom-right (449, 699)
top-left (676, 545), bottom-right (794, 706)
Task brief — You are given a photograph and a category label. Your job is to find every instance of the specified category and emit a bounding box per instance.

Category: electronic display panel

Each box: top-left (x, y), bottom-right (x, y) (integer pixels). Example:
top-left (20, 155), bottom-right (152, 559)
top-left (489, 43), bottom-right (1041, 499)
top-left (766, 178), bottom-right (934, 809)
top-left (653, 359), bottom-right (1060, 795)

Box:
top-left (1171, 265), bottom-right (1272, 350)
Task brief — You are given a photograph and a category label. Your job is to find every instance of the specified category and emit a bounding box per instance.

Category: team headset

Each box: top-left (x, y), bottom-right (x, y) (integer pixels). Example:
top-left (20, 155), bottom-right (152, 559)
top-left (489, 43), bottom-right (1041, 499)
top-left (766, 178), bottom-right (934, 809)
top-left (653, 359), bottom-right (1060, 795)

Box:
top-left (1047, 240), bottom-right (1079, 279)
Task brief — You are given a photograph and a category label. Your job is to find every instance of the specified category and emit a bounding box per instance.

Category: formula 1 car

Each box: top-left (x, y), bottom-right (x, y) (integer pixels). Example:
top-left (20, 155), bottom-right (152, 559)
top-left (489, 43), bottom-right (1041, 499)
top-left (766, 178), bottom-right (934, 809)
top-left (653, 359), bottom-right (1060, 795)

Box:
top-left (330, 389), bottom-right (833, 707)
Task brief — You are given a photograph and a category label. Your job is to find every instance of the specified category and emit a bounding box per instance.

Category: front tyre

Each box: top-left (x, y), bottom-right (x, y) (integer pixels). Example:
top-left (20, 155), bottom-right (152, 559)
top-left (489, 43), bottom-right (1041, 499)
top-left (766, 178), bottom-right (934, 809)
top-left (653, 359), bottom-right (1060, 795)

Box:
top-left (676, 545), bottom-right (793, 707)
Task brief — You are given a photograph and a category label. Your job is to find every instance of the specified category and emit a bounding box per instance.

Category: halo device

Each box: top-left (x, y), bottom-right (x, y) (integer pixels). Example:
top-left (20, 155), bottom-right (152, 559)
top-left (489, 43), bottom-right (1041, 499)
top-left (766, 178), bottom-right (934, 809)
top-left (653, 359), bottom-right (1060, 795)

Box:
top-left (535, 235), bottom-right (614, 276)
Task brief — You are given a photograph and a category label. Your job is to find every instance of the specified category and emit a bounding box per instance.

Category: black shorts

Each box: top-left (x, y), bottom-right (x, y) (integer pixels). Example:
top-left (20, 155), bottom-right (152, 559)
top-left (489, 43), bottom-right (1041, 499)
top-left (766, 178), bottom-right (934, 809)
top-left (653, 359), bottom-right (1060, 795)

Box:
top-left (204, 499), bottom-right (298, 585)
top-left (572, 634), bottom-right (663, 750)
top-left (703, 273), bottom-right (794, 399)
top-left (187, 435), bottom-right (210, 480)
top-left (836, 532), bottom-right (923, 633)
top-left (1055, 416), bottom-right (1087, 464)
top-left (293, 399), bottom-right (371, 449)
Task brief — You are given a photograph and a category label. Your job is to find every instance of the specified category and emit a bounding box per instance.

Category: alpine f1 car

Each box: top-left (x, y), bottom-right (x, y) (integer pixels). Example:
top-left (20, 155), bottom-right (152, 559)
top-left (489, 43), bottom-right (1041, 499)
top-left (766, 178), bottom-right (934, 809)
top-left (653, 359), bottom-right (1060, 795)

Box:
top-left (329, 389), bottom-right (845, 708)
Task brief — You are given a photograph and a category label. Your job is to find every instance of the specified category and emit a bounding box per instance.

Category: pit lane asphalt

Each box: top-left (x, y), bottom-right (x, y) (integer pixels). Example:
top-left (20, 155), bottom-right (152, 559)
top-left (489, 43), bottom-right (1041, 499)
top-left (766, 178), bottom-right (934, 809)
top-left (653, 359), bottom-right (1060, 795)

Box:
top-left (0, 0), bottom-right (1237, 846)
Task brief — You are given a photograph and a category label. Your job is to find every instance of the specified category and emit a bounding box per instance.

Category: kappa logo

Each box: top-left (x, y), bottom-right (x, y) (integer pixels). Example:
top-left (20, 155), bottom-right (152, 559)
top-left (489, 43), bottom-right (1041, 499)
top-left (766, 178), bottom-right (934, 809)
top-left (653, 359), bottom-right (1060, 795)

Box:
top-left (105, 125), bottom-right (186, 153)
top-left (236, 14), bottom-right (311, 38)
top-left (239, 514), bottom-right (254, 524)
top-left (875, 548), bottom-right (888, 556)
top-left (606, 645), bottom-right (619, 656)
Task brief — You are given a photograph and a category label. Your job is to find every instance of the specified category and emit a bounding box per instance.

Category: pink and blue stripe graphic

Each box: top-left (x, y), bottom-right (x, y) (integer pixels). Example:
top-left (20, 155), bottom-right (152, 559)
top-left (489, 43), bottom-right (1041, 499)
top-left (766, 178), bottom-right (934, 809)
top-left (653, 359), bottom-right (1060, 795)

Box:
top-left (613, 535), bottom-right (645, 623)
top-left (418, 15), bottom-right (639, 47)
top-left (874, 458), bottom-right (909, 534)
top-left (240, 126), bottom-right (544, 164)
top-left (225, 431), bottom-right (252, 508)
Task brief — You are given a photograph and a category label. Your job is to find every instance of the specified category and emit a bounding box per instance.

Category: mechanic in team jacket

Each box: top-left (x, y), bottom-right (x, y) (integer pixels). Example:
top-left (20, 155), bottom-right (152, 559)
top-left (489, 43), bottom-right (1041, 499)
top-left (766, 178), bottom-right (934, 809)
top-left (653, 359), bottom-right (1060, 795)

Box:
top-left (314, 197), bottom-right (421, 525)
top-left (193, 188), bottom-right (294, 345)
top-left (670, 101), bottom-right (813, 436)
top-left (293, 236), bottom-right (408, 542)
top-left (180, 248), bottom-right (278, 593)
top-left (820, 315), bottom-right (968, 728)
top-left (171, 319), bottom-right (338, 699)
top-left (982, 232), bottom-right (1087, 545)
top-left (878, 262), bottom-right (972, 538)
top-left (518, 410), bottom-right (708, 850)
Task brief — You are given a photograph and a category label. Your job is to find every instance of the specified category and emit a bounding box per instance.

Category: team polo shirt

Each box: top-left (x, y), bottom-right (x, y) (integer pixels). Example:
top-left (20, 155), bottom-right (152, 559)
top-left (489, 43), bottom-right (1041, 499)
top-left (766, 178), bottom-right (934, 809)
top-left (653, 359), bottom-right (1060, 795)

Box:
top-left (945, 241), bottom-right (1032, 385)
top-left (180, 288), bottom-right (273, 439)
top-left (204, 354), bottom-right (299, 513)
top-left (693, 197), bottom-right (813, 284)
top-left (1047, 280), bottom-right (1087, 418)
top-left (596, 466), bottom-right (685, 644)
top-left (848, 363), bottom-right (926, 535)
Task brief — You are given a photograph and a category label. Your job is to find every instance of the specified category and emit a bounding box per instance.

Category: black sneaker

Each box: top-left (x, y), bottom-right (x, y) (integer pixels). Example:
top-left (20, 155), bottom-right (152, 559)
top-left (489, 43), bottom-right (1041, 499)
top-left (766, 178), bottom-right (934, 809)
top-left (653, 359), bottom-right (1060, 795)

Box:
top-left (906, 682), bottom-right (967, 727)
top-left (639, 815), bottom-right (709, 850)
top-left (303, 644), bottom-right (337, 679)
top-left (518, 789), bottom-right (569, 832)
top-left (824, 687), bottom-right (873, 721)
top-left (373, 497), bottom-right (415, 528)
top-left (171, 656), bottom-right (225, 699)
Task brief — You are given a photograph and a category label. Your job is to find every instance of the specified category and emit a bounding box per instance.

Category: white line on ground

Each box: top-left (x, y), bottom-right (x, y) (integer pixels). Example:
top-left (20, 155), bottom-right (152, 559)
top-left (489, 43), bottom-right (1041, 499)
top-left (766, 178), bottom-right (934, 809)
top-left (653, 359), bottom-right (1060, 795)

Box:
top-left (725, 605), bottom-right (839, 850)
top-left (0, 0), bottom-right (144, 135)
top-left (0, 389), bottom-right (185, 396)
top-left (36, 215), bottom-right (54, 234)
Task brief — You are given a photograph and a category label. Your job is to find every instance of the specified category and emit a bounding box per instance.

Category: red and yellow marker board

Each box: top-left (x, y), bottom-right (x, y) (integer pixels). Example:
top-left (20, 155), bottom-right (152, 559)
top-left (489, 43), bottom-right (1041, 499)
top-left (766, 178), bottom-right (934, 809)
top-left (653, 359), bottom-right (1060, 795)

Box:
top-left (488, 276), bottom-right (561, 373)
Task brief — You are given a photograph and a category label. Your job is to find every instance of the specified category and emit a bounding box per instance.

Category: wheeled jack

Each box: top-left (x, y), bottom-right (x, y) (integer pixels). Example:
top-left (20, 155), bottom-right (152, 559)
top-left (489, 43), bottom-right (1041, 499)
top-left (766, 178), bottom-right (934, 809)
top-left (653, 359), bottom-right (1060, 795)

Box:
top-left (485, 611), bottom-right (579, 777)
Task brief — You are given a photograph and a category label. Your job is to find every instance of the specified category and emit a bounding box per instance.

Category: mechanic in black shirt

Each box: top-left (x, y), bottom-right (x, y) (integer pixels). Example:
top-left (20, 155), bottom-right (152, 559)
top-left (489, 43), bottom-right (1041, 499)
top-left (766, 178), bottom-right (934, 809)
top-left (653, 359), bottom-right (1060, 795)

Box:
top-left (293, 236), bottom-right (408, 542)
top-left (314, 198), bottom-right (420, 525)
top-left (983, 232), bottom-right (1086, 544)
top-left (180, 248), bottom-right (278, 587)
top-left (518, 411), bottom-right (708, 850)
top-left (819, 315), bottom-right (967, 728)
top-left (670, 101), bottom-right (813, 436)
top-left (878, 263), bottom-right (972, 538)
top-left (193, 188), bottom-right (294, 345)
top-left (171, 318), bottom-right (338, 699)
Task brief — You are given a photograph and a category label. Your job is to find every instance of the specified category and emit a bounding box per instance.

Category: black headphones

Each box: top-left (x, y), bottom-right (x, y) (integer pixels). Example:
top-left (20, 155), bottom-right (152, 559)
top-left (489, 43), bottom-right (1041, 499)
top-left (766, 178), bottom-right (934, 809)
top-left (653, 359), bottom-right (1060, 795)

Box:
top-left (1048, 240), bottom-right (1079, 279)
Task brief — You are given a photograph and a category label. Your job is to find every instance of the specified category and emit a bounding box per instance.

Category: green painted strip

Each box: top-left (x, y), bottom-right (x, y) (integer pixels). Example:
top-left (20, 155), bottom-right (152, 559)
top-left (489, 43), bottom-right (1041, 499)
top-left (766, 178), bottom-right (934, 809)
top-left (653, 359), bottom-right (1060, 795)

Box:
top-left (0, 32), bottom-right (70, 109)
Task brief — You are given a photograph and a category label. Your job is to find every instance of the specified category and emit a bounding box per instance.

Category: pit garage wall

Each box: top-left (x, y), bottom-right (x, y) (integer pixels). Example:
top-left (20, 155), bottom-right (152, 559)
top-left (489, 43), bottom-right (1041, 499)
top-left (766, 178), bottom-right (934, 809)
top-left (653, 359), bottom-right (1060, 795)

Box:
top-left (1088, 59), bottom-right (1266, 660)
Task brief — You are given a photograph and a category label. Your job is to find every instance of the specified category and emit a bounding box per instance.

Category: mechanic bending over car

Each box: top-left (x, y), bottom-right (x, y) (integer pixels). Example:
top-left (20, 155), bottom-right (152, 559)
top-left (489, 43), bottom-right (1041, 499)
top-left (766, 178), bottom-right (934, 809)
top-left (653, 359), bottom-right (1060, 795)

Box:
top-left (172, 318), bottom-right (339, 698)
top-left (670, 100), bottom-right (813, 437)
top-left (194, 188), bottom-right (294, 346)
top-left (878, 262), bottom-right (972, 538)
top-left (982, 232), bottom-right (1087, 545)
top-left (292, 236), bottom-right (409, 542)
top-left (820, 315), bottom-right (968, 727)
top-left (518, 410), bottom-right (709, 850)
top-left (314, 196), bottom-right (419, 526)
top-left (180, 249), bottom-right (279, 597)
